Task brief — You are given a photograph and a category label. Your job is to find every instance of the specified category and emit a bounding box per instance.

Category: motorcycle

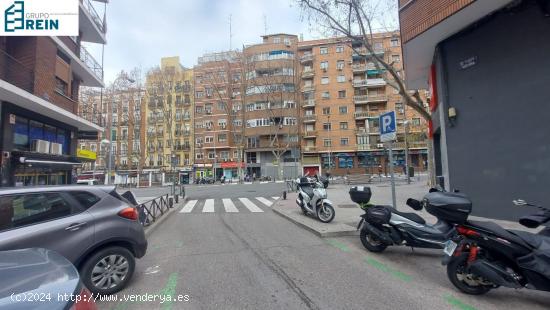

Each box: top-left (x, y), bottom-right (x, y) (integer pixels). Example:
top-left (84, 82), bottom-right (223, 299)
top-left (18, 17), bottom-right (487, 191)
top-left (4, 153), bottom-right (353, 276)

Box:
top-left (442, 199), bottom-right (550, 295)
top-left (352, 186), bottom-right (470, 253)
top-left (295, 176), bottom-right (335, 223)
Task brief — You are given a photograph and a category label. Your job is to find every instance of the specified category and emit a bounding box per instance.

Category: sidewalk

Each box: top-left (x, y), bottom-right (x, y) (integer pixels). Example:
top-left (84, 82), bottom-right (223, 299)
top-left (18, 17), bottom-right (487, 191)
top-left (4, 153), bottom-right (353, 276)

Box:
top-left (273, 178), bottom-right (539, 237)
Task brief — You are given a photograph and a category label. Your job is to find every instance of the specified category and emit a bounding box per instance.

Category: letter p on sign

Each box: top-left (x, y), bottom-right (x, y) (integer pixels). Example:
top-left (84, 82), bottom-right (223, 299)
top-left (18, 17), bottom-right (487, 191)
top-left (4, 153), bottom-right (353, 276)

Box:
top-left (379, 111), bottom-right (396, 143)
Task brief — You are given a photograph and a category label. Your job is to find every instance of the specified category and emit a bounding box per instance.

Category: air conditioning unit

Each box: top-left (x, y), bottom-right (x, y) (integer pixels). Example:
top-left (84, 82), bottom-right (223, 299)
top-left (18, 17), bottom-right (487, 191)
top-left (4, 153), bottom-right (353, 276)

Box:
top-left (377, 143), bottom-right (384, 148)
top-left (50, 143), bottom-right (63, 155)
top-left (31, 140), bottom-right (50, 153)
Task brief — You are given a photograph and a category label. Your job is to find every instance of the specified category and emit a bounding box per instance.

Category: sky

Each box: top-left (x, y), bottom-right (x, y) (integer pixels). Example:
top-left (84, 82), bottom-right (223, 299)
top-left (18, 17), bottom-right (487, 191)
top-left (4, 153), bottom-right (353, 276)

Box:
top-left (86, 0), bottom-right (319, 84)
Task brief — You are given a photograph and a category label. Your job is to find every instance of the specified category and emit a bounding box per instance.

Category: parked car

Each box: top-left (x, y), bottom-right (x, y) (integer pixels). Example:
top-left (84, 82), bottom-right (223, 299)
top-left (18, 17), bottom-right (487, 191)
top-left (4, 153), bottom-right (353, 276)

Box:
top-left (0, 248), bottom-right (97, 310)
top-left (0, 185), bottom-right (147, 295)
top-left (76, 179), bottom-right (100, 186)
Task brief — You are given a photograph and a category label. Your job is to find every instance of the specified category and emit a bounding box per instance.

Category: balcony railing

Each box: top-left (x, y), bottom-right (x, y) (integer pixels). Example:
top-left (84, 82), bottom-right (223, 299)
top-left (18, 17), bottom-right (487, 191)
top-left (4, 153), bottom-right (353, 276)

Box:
top-left (303, 146), bottom-right (317, 152)
top-left (80, 44), bottom-right (103, 81)
top-left (301, 70), bottom-right (314, 79)
top-left (356, 127), bottom-right (380, 135)
top-left (303, 115), bottom-right (316, 122)
top-left (353, 80), bottom-right (368, 88)
top-left (302, 85), bottom-right (315, 92)
top-left (302, 99), bottom-right (316, 107)
top-left (81, 0), bottom-right (105, 33)
top-left (354, 111), bottom-right (384, 119)
top-left (300, 54), bottom-right (314, 63)
top-left (366, 78), bottom-right (387, 87)
top-left (303, 131), bottom-right (317, 138)
top-left (0, 49), bottom-right (34, 93)
top-left (353, 94), bottom-right (388, 104)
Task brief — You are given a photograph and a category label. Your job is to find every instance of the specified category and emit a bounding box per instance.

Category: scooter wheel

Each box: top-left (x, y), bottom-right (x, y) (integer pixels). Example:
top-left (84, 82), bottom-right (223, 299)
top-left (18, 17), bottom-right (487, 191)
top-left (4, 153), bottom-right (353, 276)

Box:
top-left (317, 203), bottom-right (335, 223)
top-left (360, 229), bottom-right (387, 253)
top-left (446, 253), bottom-right (493, 295)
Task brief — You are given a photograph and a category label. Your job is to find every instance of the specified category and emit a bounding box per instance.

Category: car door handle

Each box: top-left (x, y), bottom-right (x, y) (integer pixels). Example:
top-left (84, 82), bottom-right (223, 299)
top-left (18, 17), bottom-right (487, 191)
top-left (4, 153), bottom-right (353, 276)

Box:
top-left (65, 222), bottom-right (87, 231)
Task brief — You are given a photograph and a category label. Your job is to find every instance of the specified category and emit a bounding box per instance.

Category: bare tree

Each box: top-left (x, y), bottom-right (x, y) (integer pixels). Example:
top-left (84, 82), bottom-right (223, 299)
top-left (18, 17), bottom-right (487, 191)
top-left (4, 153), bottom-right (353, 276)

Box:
top-left (298, 0), bottom-right (434, 182)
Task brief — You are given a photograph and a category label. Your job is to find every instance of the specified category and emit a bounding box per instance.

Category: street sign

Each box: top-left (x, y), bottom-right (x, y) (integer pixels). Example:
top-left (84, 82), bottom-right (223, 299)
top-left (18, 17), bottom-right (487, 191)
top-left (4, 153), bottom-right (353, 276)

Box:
top-left (379, 111), bottom-right (397, 143)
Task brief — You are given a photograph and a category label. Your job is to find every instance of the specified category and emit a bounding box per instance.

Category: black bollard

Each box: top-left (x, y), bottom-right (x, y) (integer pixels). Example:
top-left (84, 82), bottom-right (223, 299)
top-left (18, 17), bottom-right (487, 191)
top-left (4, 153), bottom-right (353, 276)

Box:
top-left (283, 191), bottom-right (287, 200)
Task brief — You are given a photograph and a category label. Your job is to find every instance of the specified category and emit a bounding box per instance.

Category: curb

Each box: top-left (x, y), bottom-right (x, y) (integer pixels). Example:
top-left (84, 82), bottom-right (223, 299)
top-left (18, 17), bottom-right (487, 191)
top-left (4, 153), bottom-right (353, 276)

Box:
top-left (271, 203), bottom-right (358, 238)
top-left (144, 196), bottom-right (187, 238)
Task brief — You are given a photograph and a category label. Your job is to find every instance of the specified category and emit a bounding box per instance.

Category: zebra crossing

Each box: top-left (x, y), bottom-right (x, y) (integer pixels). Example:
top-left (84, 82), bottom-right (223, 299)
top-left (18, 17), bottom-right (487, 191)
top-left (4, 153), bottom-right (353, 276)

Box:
top-left (179, 196), bottom-right (280, 214)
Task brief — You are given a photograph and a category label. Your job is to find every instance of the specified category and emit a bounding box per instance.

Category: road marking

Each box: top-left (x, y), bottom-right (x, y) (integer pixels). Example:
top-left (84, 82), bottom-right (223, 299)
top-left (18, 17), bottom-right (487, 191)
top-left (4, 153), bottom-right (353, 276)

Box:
top-left (365, 257), bottom-right (412, 282)
top-left (159, 273), bottom-right (179, 310)
top-left (326, 239), bottom-right (351, 252)
top-left (203, 199), bottom-right (215, 212)
top-left (255, 197), bottom-right (273, 207)
top-left (179, 200), bottom-right (198, 213)
top-left (260, 181), bottom-right (269, 184)
top-left (444, 295), bottom-right (478, 310)
top-left (239, 198), bottom-right (264, 213)
top-left (272, 196), bottom-right (280, 200)
top-left (222, 198), bottom-right (239, 212)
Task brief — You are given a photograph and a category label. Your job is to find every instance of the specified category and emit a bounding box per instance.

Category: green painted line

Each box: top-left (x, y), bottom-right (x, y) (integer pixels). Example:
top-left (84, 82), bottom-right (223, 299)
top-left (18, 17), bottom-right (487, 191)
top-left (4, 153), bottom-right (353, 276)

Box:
top-left (326, 239), bottom-right (351, 252)
top-left (444, 295), bottom-right (478, 310)
top-left (112, 301), bottom-right (128, 310)
top-left (159, 272), bottom-right (179, 310)
top-left (175, 241), bottom-right (184, 249)
top-left (365, 257), bottom-right (412, 282)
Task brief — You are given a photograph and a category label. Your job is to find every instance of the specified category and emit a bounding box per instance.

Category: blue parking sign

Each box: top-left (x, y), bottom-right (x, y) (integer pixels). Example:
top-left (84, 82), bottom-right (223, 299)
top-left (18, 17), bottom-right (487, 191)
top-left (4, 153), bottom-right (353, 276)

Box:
top-left (379, 111), bottom-right (397, 142)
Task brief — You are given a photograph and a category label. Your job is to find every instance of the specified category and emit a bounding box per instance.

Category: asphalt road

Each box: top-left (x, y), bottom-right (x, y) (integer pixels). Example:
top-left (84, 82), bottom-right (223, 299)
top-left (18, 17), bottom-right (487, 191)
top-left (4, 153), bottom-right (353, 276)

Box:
top-left (102, 183), bottom-right (550, 310)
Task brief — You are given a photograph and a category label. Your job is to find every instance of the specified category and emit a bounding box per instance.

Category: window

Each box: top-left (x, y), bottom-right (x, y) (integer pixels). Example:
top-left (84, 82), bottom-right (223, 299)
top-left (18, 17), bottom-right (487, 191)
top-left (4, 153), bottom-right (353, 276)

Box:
top-left (273, 37), bottom-right (281, 44)
top-left (220, 151), bottom-right (229, 160)
top-left (322, 91), bottom-right (330, 99)
top-left (205, 136), bottom-right (213, 143)
top-left (391, 38), bottom-right (399, 47)
top-left (339, 106), bottom-right (348, 114)
top-left (340, 138), bottom-right (349, 146)
top-left (208, 152), bottom-right (216, 159)
top-left (284, 37), bottom-right (291, 46)
top-left (337, 75), bottom-right (346, 83)
top-left (336, 45), bottom-right (344, 53)
top-left (374, 42), bottom-right (383, 50)
top-left (68, 192), bottom-right (100, 209)
top-left (196, 153), bottom-right (204, 160)
top-left (218, 134), bottom-right (227, 143)
top-left (340, 122), bottom-right (348, 130)
top-left (321, 77), bottom-right (329, 85)
top-left (336, 60), bottom-right (345, 70)
top-left (217, 102), bottom-right (226, 110)
top-left (0, 193), bottom-right (73, 231)
top-left (338, 90), bottom-right (346, 98)
top-left (55, 77), bottom-right (68, 96)
top-left (322, 107), bottom-right (330, 115)
top-left (323, 139), bottom-right (332, 147)
top-left (412, 118), bottom-right (421, 126)
top-left (320, 47), bottom-right (328, 54)
top-left (323, 122), bottom-right (332, 131)
top-left (196, 91), bottom-right (204, 98)
top-left (392, 55), bottom-right (401, 63)
top-left (320, 61), bottom-right (328, 70)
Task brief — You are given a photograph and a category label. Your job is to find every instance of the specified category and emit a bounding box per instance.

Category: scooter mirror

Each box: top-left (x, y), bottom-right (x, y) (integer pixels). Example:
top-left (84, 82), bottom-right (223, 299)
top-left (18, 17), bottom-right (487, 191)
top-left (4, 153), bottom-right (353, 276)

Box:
top-left (406, 198), bottom-right (423, 211)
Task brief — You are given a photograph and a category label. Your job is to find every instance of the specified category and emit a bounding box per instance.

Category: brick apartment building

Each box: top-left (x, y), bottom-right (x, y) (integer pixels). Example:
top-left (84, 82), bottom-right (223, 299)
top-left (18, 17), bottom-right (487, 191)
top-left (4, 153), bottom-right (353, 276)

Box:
top-left (243, 34), bottom-right (301, 180)
top-left (193, 51), bottom-right (244, 180)
top-left (297, 32), bottom-right (428, 177)
top-left (0, 0), bottom-right (106, 186)
top-left (144, 57), bottom-right (194, 184)
top-left (399, 0), bottom-right (550, 219)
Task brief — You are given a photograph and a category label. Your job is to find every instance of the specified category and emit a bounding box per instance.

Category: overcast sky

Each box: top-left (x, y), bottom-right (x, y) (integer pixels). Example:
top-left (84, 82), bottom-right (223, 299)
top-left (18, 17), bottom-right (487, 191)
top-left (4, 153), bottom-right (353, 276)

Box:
top-left (86, 0), bottom-right (318, 84)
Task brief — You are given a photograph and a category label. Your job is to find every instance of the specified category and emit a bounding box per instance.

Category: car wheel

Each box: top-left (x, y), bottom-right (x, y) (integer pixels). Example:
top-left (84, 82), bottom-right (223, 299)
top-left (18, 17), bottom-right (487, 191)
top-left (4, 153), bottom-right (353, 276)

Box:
top-left (81, 246), bottom-right (135, 295)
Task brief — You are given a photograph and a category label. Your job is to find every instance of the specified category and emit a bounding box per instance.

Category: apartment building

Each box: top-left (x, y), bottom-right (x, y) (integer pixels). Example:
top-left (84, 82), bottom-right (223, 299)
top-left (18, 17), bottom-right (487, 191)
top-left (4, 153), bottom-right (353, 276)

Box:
top-left (144, 57), bottom-right (194, 184)
top-left (78, 85), bottom-right (146, 183)
top-left (243, 34), bottom-right (301, 180)
top-left (0, 0), bottom-right (106, 187)
top-left (297, 32), bottom-right (429, 176)
top-left (399, 0), bottom-right (549, 219)
top-left (193, 51), bottom-right (243, 180)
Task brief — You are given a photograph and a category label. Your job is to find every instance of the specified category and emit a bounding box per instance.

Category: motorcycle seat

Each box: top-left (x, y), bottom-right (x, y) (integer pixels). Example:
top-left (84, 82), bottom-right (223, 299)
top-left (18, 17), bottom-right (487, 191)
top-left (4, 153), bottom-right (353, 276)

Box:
top-left (376, 206), bottom-right (426, 225)
top-left (467, 220), bottom-right (529, 248)
top-left (509, 230), bottom-right (550, 249)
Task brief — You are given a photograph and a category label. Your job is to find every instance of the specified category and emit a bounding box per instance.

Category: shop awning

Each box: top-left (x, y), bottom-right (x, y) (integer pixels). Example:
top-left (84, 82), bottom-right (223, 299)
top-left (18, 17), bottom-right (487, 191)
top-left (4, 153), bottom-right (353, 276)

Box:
top-left (19, 157), bottom-right (82, 166)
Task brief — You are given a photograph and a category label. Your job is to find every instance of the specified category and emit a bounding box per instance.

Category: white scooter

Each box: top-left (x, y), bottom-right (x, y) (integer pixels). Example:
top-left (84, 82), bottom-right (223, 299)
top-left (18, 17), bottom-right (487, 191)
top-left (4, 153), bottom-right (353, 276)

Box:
top-left (295, 176), bottom-right (335, 223)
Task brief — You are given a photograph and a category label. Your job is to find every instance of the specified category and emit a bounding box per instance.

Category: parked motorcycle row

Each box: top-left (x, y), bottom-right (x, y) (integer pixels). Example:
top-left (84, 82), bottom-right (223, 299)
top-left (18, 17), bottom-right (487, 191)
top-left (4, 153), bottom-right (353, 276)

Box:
top-left (348, 186), bottom-right (550, 295)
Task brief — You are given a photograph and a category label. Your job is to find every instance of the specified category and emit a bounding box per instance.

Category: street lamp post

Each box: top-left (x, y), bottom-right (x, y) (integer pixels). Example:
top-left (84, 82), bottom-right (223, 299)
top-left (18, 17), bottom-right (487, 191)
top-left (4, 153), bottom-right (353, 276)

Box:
top-left (327, 115), bottom-right (332, 177)
top-left (101, 139), bottom-right (111, 184)
top-left (404, 120), bottom-right (410, 184)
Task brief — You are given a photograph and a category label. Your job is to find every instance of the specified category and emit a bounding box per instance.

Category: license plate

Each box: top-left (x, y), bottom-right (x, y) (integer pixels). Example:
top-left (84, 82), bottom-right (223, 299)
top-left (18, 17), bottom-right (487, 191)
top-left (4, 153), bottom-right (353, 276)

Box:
top-left (443, 240), bottom-right (457, 256)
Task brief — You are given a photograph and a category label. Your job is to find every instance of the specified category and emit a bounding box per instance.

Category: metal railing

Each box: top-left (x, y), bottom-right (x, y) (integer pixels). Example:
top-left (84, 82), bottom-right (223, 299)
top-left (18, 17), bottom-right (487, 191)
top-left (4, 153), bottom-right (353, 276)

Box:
top-left (81, 0), bottom-right (105, 33)
top-left (137, 194), bottom-right (172, 227)
top-left (0, 48), bottom-right (35, 93)
top-left (80, 44), bottom-right (103, 81)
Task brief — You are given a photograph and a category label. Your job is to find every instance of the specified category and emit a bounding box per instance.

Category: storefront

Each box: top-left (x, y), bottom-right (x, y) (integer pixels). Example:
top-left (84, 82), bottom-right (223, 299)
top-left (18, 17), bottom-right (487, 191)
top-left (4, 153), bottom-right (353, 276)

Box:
top-left (220, 161), bottom-right (244, 180)
top-left (194, 164), bottom-right (213, 179)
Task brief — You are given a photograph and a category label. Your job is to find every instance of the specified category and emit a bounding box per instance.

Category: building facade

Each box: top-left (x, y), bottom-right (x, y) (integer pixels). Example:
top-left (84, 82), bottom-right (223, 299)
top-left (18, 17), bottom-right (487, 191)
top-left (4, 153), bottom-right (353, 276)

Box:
top-left (193, 51), bottom-right (244, 180)
top-left (0, 0), bottom-right (106, 187)
top-left (144, 57), bottom-right (194, 184)
top-left (399, 0), bottom-right (550, 219)
top-left (243, 34), bottom-right (301, 180)
top-left (297, 33), bottom-right (428, 177)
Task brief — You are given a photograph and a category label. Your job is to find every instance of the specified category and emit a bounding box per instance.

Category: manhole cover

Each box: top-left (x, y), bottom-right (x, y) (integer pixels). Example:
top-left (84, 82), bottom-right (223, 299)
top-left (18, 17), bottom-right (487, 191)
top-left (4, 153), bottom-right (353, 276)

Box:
top-left (338, 204), bottom-right (357, 208)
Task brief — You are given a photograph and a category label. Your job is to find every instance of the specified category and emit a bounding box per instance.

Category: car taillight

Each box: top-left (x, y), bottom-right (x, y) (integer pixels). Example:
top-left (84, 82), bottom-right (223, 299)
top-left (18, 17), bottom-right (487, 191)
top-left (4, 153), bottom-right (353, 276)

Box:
top-left (118, 207), bottom-right (138, 220)
top-left (70, 287), bottom-right (97, 310)
top-left (456, 226), bottom-right (481, 237)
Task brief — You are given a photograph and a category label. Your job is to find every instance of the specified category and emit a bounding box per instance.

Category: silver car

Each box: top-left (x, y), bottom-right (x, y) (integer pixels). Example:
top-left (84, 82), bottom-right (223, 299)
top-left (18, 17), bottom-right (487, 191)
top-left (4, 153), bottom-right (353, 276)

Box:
top-left (0, 185), bottom-right (147, 295)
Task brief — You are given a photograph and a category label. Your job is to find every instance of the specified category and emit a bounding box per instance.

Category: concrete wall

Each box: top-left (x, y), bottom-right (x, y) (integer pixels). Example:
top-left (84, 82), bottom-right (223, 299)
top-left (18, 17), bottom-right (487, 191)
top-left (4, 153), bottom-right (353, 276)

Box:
top-left (434, 3), bottom-right (550, 219)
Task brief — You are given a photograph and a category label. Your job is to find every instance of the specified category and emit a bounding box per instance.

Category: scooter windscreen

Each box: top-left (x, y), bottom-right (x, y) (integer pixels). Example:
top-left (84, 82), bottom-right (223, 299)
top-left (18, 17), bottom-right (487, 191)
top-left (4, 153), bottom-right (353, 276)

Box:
top-left (519, 210), bottom-right (550, 228)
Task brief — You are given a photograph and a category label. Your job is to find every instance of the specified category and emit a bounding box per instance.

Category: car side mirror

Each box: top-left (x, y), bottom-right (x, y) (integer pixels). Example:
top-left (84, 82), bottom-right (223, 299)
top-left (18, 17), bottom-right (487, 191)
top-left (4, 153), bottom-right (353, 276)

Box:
top-left (406, 198), bottom-right (423, 211)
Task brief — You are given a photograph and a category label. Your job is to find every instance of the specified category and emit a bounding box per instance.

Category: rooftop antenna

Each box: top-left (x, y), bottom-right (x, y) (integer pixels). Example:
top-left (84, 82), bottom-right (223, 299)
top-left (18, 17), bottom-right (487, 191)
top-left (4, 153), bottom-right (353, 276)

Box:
top-left (263, 14), bottom-right (267, 35)
top-left (229, 14), bottom-right (233, 50)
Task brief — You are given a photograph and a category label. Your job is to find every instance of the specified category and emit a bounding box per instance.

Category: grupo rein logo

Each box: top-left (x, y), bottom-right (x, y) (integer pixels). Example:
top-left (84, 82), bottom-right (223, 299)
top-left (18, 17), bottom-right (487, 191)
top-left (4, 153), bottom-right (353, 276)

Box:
top-left (2, 0), bottom-right (78, 36)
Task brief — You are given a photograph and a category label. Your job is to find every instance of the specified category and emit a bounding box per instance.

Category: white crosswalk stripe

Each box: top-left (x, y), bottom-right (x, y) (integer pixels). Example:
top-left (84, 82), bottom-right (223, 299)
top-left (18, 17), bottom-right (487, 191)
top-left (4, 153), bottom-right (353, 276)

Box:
top-left (202, 199), bottom-right (215, 213)
top-left (222, 199), bottom-right (239, 213)
top-left (272, 196), bottom-right (280, 200)
top-left (180, 200), bottom-right (198, 213)
top-left (255, 197), bottom-right (273, 207)
top-left (238, 198), bottom-right (264, 213)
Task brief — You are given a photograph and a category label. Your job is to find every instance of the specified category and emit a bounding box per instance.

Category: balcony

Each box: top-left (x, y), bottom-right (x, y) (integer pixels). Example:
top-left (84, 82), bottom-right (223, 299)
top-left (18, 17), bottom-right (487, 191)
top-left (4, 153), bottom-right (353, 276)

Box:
top-left (300, 54), bottom-right (314, 63)
top-left (352, 48), bottom-right (385, 59)
top-left (303, 146), bottom-right (317, 153)
top-left (353, 94), bottom-right (388, 104)
top-left (354, 111), bottom-right (382, 120)
top-left (0, 49), bottom-right (34, 94)
top-left (303, 115), bottom-right (316, 123)
top-left (301, 70), bottom-right (315, 79)
top-left (302, 99), bottom-right (316, 108)
top-left (79, 0), bottom-right (106, 44)
top-left (366, 78), bottom-right (387, 87)
top-left (353, 80), bottom-right (368, 88)
top-left (303, 131), bottom-right (317, 138)
top-left (51, 37), bottom-right (104, 87)
top-left (302, 85), bottom-right (315, 93)
top-left (357, 144), bottom-right (382, 151)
